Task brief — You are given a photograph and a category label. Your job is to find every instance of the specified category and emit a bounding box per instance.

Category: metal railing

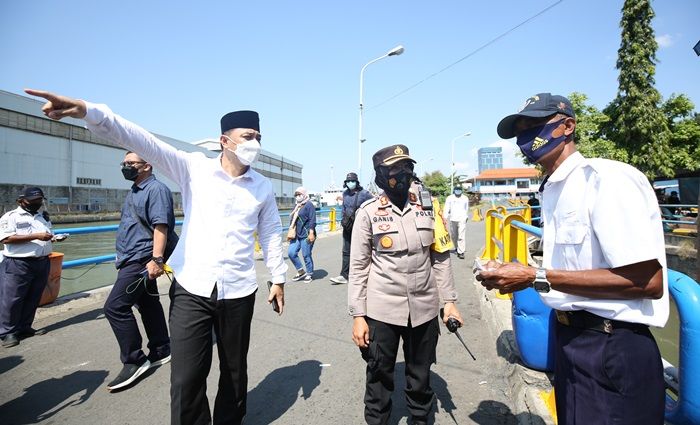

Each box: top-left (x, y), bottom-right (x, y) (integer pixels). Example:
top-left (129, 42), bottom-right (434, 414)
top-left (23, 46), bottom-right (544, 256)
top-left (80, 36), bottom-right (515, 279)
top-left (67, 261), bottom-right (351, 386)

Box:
top-left (482, 206), bottom-right (700, 425)
top-left (53, 208), bottom-right (340, 269)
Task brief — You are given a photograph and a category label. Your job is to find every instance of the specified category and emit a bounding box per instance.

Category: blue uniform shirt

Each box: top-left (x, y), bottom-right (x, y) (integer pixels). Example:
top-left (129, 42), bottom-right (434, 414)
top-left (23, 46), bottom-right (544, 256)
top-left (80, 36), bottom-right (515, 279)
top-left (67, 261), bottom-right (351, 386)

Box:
top-left (115, 175), bottom-right (178, 269)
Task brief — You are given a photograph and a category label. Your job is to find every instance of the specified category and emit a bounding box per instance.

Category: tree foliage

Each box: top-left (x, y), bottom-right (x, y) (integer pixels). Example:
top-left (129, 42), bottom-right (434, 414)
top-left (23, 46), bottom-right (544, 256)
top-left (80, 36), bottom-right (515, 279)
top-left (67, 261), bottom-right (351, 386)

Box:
top-left (422, 171), bottom-right (450, 199)
top-left (601, 0), bottom-right (672, 178)
top-left (570, 92), bottom-right (628, 162)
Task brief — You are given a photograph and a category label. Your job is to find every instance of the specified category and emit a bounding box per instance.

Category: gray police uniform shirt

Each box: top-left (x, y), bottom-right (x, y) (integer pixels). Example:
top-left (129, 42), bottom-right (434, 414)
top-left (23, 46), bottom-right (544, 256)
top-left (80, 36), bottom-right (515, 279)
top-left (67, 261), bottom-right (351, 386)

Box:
top-left (0, 207), bottom-right (53, 258)
top-left (348, 194), bottom-right (458, 327)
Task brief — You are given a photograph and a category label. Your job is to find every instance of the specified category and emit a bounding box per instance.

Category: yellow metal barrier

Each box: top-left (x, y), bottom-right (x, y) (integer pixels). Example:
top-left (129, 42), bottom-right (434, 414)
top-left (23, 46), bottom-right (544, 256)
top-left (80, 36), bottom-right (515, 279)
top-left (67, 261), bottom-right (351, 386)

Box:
top-left (254, 232), bottom-right (261, 253)
top-left (540, 389), bottom-right (558, 424)
top-left (471, 207), bottom-right (483, 222)
top-left (330, 208), bottom-right (337, 231)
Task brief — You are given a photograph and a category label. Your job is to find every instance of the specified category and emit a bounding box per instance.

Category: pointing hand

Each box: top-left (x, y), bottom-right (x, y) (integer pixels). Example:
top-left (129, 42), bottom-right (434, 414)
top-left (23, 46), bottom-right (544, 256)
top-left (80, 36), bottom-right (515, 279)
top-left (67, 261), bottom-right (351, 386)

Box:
top-left (24, 89), bottom-right (87, 120)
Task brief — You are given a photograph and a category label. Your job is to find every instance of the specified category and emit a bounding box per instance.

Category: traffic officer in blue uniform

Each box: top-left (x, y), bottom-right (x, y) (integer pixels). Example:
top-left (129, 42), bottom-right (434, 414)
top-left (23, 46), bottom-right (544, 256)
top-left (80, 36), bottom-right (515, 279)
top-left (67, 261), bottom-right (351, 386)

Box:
top-left (349, 145), bottom-right (463, 425)
top-left (0, 187), bottom-right (60, 348)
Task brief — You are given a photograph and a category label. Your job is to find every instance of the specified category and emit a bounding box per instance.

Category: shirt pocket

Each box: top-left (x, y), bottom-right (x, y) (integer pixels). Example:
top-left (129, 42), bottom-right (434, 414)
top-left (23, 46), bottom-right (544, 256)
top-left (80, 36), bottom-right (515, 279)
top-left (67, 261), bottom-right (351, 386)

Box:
top-left (372, 229), bottom-right (405, 253)
top-left (554, 223), bottom-right (588, 245)
top-left (14, 220), bottom-right (32, 235)
top-left (415, 216), bottom-right (435, 248)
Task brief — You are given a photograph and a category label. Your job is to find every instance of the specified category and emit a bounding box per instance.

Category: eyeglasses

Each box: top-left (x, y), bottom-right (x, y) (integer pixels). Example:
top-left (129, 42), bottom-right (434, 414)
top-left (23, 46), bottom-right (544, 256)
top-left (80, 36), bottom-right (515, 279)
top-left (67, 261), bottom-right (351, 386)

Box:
top-left (120, 161), bottom-right (146, 167)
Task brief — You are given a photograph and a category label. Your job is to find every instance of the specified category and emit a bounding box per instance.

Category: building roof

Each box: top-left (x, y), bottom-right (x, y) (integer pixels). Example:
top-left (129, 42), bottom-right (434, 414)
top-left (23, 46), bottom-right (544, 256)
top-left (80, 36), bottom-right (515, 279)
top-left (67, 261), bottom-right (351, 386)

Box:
top-left (473, 168), bottom-right (541, 180)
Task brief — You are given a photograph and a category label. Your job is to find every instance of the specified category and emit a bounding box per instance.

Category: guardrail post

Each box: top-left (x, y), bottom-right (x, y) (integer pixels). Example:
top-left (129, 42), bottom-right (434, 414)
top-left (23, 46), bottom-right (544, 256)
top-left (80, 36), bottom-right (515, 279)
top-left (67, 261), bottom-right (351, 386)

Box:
top-left (503, 214), bottom-right (527, 264)
top-left (482, 209), bottom-right (501, 260)
top-left (330, 208), bottom-right (336, 232)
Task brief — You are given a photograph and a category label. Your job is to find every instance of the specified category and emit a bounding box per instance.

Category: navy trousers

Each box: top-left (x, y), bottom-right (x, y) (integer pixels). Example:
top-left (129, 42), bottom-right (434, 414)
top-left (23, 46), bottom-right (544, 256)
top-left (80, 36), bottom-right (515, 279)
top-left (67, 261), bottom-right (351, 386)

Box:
top-left (169, 281), bottom-right (256, 425)
top-left (554, 321), bottom-right (665, 425)
top-left (0, 256), bottom-right (49, 336)
top-left (104, 261), bottom-right (170, 364)
top-left (340, 234), bottom-right (351, 279)
top-left (361, 317), bottom-right (439, 425)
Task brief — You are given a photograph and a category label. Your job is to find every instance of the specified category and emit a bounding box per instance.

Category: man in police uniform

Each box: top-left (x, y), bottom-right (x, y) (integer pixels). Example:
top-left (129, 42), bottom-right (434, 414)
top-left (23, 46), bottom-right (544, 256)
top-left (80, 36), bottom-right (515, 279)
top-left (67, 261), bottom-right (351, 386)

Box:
top-left (479, 93), bottom-right (668, 424)
top-left (349, 145), bottom-right (463, 425)
top-left (0, 187), bottom-right (59, 348)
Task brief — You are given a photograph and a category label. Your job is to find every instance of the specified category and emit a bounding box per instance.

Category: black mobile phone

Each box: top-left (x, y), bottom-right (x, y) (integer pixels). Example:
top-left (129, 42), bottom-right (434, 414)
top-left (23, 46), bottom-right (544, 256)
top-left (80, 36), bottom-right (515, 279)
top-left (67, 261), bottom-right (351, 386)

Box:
top-left (267, 281), bottom-right (280, 313)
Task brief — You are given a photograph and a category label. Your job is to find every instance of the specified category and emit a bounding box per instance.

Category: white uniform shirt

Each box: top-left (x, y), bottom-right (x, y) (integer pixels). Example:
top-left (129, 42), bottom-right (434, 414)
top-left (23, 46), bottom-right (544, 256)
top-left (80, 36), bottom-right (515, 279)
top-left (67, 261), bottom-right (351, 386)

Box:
top-left (539, 151), bottom-right (669, 327)
top-left (444, 194), bottom-right (469, 222)
top-left (0, 207), bottom-right (53, 258)
top-left (84, 103), bottom-right (288, 300)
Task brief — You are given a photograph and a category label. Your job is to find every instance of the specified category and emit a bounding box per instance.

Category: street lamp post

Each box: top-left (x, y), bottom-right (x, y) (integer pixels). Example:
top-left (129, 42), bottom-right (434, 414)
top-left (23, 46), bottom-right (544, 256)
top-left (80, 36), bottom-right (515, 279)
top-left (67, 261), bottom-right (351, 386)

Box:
top-left (358, 45), bottom-right (404, 182)
top-left (450, 132), bottom-right (471, 193)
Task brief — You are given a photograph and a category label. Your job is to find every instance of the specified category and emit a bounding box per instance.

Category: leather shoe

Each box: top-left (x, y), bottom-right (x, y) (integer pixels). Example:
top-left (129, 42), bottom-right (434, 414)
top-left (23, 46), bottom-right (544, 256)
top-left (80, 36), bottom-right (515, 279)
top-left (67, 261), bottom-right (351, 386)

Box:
top-left (1, 333), bottom-right (19, 348)
top-left (18, 328), bottom-right (46, 339)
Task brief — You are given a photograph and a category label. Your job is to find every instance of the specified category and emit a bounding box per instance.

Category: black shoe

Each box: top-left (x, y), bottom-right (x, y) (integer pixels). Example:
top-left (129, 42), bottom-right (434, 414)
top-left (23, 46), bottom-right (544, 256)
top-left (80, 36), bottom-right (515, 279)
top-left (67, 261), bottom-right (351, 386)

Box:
top-left (457, 253), bottom-right (465, 259)
top-left (411, 417), bottom-right (428, 425)
top-left (147, 347), bottom-right (171, 369)
top-left (106, 358), bottom-right (151, 391)
top-left (292, 270), bottom-right (307, 281)
top-left (1, 333), bottom-right (19, 348)
top-left (18, 328), bottom-right (46, 339)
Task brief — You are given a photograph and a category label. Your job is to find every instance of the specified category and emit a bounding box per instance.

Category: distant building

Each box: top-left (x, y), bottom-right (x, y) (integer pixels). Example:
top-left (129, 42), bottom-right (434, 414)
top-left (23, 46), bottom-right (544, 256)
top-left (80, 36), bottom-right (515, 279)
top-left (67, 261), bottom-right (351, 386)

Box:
top-left (0, 90), bottom-right (301, 213)
top-left (478, 147), bottom-right (503, 173)
top-left (468, 168), bottom-right (543, 199)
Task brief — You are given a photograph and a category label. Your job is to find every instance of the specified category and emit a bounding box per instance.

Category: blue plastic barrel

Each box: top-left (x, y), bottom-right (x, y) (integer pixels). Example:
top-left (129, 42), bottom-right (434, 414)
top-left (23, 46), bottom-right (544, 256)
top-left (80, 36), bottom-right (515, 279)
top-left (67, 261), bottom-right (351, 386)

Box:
top-left (511, 287), bottom-right (555, 372)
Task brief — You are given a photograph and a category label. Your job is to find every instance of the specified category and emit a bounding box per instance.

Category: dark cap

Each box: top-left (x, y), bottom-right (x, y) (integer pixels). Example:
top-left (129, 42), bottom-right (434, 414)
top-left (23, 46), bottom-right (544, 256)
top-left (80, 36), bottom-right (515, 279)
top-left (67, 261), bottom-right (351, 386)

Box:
top-left (497, 93), bottom-right (575, 139)
top-left (372, 144), bottom-right (416, 169)
top-left (220, 110), bottom-right (260, 134)
top-left (344, 172), bottom-right (359, 182)
top-left (18, 186), bottom-right (44, 200)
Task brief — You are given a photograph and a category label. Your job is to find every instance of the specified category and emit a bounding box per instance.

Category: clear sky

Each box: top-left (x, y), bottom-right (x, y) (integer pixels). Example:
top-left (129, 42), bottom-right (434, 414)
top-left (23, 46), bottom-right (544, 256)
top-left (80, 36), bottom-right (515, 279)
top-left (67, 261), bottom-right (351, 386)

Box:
top-left (2, 0), bottom-right (698, 193)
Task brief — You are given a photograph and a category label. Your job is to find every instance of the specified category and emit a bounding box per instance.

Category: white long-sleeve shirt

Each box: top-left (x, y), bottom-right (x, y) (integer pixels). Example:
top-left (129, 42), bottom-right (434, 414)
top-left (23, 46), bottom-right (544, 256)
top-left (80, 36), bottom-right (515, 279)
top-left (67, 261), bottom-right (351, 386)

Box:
top-left (444, 194), bottom-right (469, 222)
top-left (84, 102), bottom-right (287, 299)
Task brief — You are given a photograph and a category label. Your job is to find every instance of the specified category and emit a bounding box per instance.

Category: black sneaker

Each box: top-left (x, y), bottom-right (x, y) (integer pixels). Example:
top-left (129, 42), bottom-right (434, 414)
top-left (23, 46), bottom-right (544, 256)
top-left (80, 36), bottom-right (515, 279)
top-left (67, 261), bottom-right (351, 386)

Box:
top-left (18, 328), bottom-right (47, 339)
top-left (292, 270), bottom-right (307, 281)
top-left (1, 333), bottom-right (19, 348)
top-left (147, 348), bottom-right (171, 369)
top-left (106, 358), bottom-right (151, 391)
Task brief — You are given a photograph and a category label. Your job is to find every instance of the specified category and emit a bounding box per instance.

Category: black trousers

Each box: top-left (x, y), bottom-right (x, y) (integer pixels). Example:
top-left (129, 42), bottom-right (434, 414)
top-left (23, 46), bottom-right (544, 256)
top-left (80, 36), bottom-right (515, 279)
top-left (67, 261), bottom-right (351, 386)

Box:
top-left (361, 317), bottom-right (439, 425)
top-left (104, 261), bottom-right (170, 364)
top-left (340, 234), bottom-right (351, 279)
top-left (554, 321), bottom-right (665, 425)
top-left (169, 280), bottom-right (256, 425)
top-left (0, 256), bottom-right (49, 336)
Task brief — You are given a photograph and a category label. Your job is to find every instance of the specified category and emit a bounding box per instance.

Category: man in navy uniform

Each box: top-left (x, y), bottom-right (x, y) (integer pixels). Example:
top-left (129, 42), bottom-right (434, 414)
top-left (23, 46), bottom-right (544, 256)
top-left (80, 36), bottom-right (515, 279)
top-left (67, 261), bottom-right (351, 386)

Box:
top-left (104, 151), bottom-right (179, 392)
top-left (0, 187), bottom-right (59, 348)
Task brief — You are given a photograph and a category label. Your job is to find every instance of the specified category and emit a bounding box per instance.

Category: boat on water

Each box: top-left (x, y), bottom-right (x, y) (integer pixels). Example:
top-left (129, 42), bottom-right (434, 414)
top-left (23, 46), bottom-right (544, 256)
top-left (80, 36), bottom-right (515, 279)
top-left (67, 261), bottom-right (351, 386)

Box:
top-left (314, 185), bottom-right (344, 207)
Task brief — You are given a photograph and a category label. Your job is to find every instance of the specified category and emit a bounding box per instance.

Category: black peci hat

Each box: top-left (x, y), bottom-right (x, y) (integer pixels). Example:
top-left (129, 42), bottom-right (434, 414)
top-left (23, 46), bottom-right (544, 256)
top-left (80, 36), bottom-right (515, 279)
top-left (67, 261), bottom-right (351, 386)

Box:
top-left (220, 110), bottom-right (260, 134)
top-left (344, 172), bottom-right (359, 182)
top-left (497, 93), bottom-right (575, 139)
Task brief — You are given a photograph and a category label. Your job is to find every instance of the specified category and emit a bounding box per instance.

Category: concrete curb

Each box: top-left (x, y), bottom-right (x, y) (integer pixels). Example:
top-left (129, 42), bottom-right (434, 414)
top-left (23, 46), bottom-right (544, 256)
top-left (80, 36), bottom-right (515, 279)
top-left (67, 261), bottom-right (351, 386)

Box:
top-left (473, 279), bottom-right (555, 425)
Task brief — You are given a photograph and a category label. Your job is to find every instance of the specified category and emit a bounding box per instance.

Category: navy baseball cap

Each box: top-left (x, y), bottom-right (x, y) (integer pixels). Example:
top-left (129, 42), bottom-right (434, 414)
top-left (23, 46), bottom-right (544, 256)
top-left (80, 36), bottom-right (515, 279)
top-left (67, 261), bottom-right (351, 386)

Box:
top-left (497, 93), bottom-right (575, 139)
top-left (18, 186), bottom-right (44, 200)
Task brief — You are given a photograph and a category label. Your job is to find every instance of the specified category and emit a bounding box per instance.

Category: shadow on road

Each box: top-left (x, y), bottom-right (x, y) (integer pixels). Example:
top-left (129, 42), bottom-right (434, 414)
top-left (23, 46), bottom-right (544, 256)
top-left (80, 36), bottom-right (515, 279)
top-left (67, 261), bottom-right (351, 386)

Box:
top-left (0, 355), bottom-right (24, 374)
top-left (245, 359), bottom-right (322, 423)
top-left (42, 307), bottom-right (105, 334)
top-left (468, 400), bottom-right (547, 425)
top-left (496, 330), bottom-right (519, 364)
top-left (0, 369), bottom-right (108, 424)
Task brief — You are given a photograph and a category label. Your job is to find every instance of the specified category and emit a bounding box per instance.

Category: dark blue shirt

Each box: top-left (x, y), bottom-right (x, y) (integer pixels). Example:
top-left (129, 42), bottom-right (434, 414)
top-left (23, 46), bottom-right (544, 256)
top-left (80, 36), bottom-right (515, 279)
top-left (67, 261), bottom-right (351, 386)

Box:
top-left (342, 188), bottom-right (373, 219)
top-left (115, 175), bottom-right (178, 269)
top-left (292, 201), bottom-right (316, 239)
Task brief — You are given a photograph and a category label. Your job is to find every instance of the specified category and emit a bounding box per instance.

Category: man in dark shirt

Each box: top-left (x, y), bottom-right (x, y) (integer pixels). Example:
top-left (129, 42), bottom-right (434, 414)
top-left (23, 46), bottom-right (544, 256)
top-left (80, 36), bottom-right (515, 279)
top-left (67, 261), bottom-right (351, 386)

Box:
top-left (330, 172), bottom-right (373, 285)
top-left (105, 151), bottom-right (179, 392)
top-left (527, 193), bottom-right (541, 222)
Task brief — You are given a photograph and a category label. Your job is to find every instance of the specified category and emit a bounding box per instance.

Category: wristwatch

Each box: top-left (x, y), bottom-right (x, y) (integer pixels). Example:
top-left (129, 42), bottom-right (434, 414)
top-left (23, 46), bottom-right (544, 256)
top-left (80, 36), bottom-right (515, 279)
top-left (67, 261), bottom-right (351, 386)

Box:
top-left (152, 256), bottom-right (164, 266)
top-left (533, 268), bottom-right (551, 293)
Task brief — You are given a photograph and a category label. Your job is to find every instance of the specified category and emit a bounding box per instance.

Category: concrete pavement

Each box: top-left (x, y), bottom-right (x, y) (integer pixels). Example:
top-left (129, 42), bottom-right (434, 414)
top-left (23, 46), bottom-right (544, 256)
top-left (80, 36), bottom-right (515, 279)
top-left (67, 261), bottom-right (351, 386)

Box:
top-left (0, 223), bottom-right (550, 424)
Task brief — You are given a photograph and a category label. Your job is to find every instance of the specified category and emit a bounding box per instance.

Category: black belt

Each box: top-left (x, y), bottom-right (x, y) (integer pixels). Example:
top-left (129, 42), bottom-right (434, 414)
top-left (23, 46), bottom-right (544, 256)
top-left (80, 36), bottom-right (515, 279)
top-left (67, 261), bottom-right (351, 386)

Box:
top-left (6, 256), bottom-right (49, 261)
top-left (555, 310), bottom-right (648, 334)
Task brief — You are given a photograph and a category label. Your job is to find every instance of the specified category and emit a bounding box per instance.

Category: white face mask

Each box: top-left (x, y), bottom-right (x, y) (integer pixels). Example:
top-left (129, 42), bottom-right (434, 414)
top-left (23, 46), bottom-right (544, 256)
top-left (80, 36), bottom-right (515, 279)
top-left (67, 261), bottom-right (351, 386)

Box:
top-left (295, 195), bottom-right (304, 203)
top-left (223, 135), bottom-right (261, 166)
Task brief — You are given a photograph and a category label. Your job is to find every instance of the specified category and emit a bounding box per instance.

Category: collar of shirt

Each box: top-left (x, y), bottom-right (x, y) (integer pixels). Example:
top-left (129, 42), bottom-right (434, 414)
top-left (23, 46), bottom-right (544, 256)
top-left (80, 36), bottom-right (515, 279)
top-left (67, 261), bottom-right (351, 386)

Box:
top-left (214, 154), bottom-right (255, 182)
top-left (545, 151), bottom-right (585, 186)
top-left (132, 174), bottom-right (156, 191)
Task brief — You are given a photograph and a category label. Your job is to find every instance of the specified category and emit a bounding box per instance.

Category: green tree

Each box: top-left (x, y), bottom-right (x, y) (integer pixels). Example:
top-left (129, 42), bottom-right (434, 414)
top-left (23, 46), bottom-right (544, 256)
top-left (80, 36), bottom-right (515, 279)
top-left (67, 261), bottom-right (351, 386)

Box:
top-left (662, 94), bottom-right (700, 171)
top-left (569, 92), bottom-right (628, 162)
top-left (601, 0), bottom-right (672, 178)
top-left (422, 171), bottom-right (450, 199)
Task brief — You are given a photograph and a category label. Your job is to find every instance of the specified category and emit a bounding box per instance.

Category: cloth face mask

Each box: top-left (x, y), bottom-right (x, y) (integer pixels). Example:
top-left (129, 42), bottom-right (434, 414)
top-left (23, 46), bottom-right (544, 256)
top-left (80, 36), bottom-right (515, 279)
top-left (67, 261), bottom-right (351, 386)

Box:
top-left (516, 120), bottom-right (569, 164)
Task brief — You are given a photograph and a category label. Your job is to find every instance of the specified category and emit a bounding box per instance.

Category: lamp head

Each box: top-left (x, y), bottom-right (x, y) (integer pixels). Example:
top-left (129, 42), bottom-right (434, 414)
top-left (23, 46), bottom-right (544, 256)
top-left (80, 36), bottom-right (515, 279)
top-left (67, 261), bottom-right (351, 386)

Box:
top-left (388, 45), bottom-right (405, 56)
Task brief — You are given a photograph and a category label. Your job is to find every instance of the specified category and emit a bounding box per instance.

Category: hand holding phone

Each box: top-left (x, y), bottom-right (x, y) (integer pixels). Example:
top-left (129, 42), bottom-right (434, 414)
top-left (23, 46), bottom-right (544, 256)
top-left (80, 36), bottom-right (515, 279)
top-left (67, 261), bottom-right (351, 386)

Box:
top-left (267, 281), bottom-right (281, 313)
top-left (52, 233), bottom-right (69, 242)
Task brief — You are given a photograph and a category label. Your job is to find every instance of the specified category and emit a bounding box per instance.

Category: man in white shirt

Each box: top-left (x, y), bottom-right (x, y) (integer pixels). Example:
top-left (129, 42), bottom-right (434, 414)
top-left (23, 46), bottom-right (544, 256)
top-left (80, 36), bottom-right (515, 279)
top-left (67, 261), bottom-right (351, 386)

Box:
top-left (444, 186), bottom-right (469, 259)
top-left (26, 89), bottom-right (288, 425)
top-left (479, 93), bottom-right (668, 425)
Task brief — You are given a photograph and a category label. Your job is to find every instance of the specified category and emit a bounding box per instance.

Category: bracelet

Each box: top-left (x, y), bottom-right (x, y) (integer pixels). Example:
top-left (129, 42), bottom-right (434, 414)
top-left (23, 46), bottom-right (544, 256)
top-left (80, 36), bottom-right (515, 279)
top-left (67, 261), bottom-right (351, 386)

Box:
top-left (152, 256), bottom-right (164, 265)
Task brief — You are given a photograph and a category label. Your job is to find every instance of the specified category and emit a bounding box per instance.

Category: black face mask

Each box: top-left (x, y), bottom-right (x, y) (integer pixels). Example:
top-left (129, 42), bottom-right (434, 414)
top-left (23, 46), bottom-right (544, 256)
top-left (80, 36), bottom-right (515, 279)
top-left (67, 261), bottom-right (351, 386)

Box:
top-left (21, 200), bottom-right (43, 215)
top-left (121, 165), bottom-right (139, 181)
top-left (375, 163), bottom-right (414, 205)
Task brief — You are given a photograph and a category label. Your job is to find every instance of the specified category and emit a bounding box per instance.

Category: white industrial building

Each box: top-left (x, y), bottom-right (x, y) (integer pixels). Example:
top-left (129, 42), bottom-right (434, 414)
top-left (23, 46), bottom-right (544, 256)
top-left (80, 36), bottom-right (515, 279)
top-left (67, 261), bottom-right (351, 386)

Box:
top-left (0, 90), bottom-right (302, 214)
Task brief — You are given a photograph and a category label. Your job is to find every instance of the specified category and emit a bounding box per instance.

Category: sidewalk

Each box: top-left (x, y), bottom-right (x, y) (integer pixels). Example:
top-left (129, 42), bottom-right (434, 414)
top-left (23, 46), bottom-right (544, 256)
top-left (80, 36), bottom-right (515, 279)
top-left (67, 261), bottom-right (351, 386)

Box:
top-left (0, 226), bottom-right (552, 424)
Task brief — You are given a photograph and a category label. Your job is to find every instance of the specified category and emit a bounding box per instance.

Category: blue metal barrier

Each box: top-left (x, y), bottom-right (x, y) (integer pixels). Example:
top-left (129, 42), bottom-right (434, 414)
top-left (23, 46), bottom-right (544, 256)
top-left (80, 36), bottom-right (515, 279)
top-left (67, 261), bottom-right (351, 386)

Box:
top-left (54, 209), bottom-right (340, 270)
top-left (665, 270), bottom-right (700, 425)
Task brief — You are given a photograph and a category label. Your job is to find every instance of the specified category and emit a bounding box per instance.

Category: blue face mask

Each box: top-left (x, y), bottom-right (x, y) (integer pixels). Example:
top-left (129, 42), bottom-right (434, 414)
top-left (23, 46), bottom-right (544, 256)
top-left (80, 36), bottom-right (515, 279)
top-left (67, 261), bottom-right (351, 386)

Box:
top-left (454, 189), bottom-right (462, 196)
top-left (346, 181), bottom-right (357, 190)
top-left (516, 120), bottom-right (569, 164)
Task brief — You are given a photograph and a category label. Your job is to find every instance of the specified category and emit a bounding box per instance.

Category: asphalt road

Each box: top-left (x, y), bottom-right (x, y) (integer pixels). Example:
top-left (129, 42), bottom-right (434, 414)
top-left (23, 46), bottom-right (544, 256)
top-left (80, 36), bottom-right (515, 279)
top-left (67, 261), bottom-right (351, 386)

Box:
top-left (0, 222), bottom-right (532, 425)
